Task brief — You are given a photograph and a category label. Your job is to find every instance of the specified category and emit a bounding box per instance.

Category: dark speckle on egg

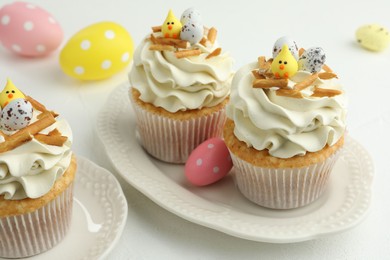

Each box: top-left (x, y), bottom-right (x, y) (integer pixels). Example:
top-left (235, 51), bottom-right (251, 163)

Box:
top-left (7, 108), bottom-right (12, 117)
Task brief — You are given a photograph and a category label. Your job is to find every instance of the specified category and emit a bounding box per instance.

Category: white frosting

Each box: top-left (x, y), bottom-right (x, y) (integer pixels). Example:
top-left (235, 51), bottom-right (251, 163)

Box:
top-left (227, 62), bottom-right (347, 158)
top-left (129, 34), bottom-right (234, 112)
top-left (0, 119), bottom-right (73, 200)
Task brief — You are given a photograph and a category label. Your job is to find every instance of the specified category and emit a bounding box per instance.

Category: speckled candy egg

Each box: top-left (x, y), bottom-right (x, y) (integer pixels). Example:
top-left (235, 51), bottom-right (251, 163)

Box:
top-left (180, 7), bottom-right (202, 25)
top-left (180, 22), bottom-right (204, 45)
top-left (185, 138), bottom-right (233, 186)
top-left (0, 98), bottom-right (33, 131)
top-left (273, 36), bottom-right (299, 60)
top-left (59, 21), bottom-right (133, 80)
top-left (0, 2), bottom-right (63, 57)
top-left (298, 47), bottom-right (326, 73)
top-left (356, 24), bottom-right (390, 51)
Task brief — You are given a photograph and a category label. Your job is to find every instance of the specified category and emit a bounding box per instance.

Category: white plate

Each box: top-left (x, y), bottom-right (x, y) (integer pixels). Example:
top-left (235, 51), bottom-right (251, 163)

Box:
top-left (97, 83), bottom-right (374, 243)
top-left (23, 157), bottom-right (128, 260)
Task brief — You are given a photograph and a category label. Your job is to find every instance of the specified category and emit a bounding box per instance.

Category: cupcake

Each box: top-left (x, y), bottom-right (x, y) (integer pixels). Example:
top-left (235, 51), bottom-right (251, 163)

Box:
top-left (0, 79), bottom-right (75, 258)
top-left (224, 37), bottom-right (347, 209)
top-left (129, 8), bottom-right (234, 163)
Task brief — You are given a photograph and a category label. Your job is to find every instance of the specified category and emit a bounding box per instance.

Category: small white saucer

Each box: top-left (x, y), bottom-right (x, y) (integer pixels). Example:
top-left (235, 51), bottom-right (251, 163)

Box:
top-left (97, 83), bottom-right (374, 243)
top-left (23, 157), bottom-right (128, 260)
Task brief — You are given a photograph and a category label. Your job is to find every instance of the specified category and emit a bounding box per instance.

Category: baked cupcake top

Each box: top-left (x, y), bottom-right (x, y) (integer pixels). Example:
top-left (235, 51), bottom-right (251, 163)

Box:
top-left (227, 37), bottom-right (347, 158)
top-left (129, 8), bottom-right (234, 113)
top-left (0, 79), bottom-right (72, 200)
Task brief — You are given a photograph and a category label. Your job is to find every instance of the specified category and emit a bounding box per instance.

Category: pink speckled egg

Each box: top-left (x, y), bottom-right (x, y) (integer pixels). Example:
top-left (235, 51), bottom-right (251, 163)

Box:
top-left (185, 138), bottom-right (233, 186)
top-left (0, 2), bottom-right (63, 57)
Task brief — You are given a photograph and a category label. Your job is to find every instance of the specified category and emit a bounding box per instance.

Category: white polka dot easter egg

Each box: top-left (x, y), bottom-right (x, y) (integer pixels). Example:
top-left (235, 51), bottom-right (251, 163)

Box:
top-left (185, 138), bottom-right (233, 186)
top-left (272, 36), bottom-right (299, 61)
top-left (356, 24), bottom-right (390, 52)
top-left (59, 21), bottom-right (134, 80)
top-left (0, 2), bottom-right (63, 57)
top-left (0, 98), bottom-right (33, 131)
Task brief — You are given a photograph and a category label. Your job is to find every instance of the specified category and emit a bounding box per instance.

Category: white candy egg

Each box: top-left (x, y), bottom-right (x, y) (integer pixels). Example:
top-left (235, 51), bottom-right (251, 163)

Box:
top-left (180, 22), bottom-right (204, 45)
top-left (0, 98), bottom-right (33, 131)
top-left (298, 47), bottom-right (326, 73)
top-left (180, 7), bottom-right (202, 25)
top-left (272, 36), bottom-right (299, 60)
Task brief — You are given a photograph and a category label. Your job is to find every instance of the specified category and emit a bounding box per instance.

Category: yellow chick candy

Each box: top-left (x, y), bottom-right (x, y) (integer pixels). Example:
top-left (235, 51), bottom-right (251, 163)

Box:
top-left (0, 78), bottom-right (26, 109)
top-left (271, 44), bottom-right (298, 79)
top-left (162, 10), bottom-right (182, 39)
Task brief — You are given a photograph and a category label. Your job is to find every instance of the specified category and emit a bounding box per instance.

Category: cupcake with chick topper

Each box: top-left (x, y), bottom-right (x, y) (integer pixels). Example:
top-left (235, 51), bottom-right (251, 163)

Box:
top-left (0, 79), bottom-right (76, 258)
top-left (129, 8), bottom-right (234, 163)
top-left (223, 36), bottom-right (346, 209)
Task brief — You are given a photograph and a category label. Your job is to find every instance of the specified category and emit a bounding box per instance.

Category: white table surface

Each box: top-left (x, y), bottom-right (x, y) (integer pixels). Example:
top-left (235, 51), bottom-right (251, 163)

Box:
top-left (1, 0), bottom-right (389, 259)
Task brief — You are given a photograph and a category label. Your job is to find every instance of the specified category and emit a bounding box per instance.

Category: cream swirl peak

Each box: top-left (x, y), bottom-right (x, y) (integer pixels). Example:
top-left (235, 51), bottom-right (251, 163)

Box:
top-left (129, 9), bottom-right (233, 113)
top-left (0, 119), bottom-right (72, 200)
top-left (0, 81), bottom-right (72, 200)
top-left (227, 47), bottom-right (347, 158)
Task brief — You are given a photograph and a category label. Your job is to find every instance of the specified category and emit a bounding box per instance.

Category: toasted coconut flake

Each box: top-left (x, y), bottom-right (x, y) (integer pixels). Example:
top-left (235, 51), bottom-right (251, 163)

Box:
top-left (276, 89), bottom-right (303, 98)
top-left (150, 33), bottom-right (158, 44)
top-left (311, 88), bottom-right (342, 97)
top-left (152, 26), bottom-right (162, 32)
top-left (207, 27), bottom-right (217, 44)
top-left (252, 70), bottom-right (265, 79)
top-left (153, 36), bottom-right (189, 49)
top-left (206, 48), bottom-right (221, 59)
top-left (199, 37), bottom-right (208, 47)
top-left (258, 56), bottom-right (267, 70)
top-left (34, 129), bottom-right (68, 146)
top-left (149, 44), bottom-right (175, 51)
top-left (299, 48), bottom-right (305, 57)
top-left (294, 73), bottom-right (319, 91)
top-left (318, 72), bottom-right (338, 80)
top-left (253, 78), bottom-right (289, 89)
top-left (175, 49), bottom-right (202, 59)
top-left (322, 64), bottom-right (333, 72)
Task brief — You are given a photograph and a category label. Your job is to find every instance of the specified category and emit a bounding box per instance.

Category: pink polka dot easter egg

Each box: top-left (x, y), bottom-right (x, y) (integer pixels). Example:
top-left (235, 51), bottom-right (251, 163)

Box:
top-left (185, 138), bottom-right (233, 186)
top-left (0, 2), bottom-right (63, 57)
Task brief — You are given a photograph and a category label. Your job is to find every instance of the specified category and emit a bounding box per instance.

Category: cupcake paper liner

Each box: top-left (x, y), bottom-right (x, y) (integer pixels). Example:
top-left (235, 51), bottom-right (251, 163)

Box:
top-left (131, 101), bottom-right (227, 164)
top-left (230, 149), bottom-right (342, 209)
top-left (0, 183), bottom-right (74, 258)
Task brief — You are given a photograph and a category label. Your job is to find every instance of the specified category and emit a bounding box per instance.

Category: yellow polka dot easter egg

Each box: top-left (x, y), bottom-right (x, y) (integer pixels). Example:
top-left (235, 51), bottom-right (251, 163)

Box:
top-left (59, 22), bottom-right (133, 80)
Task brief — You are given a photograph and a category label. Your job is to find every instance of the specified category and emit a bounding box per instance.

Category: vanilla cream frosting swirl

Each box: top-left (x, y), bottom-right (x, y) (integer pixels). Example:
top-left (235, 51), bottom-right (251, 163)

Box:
top-left (129, 34), bottom-right (234, 112)
top-left (0, 119), bottom-right (72, 200)
top-left (227, 62), bottom-right (347, 158)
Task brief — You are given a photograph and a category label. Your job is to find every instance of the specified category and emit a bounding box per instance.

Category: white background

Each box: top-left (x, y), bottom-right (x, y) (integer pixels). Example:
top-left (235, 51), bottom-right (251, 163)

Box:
top-left (1, 0), bottom-right (390, 259)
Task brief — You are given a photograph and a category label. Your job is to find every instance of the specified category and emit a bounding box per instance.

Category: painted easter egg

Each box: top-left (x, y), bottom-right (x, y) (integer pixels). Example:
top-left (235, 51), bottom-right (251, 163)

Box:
top-left (356, 24), bottom-right (390, 51)
top-left (0, 2), bottom-right (63, 57)
top-left (185, 138), bottom-right (233, 186)
top-left (0, 98), bottom-right (33, 131)
top-left (272, 36), bottom-right (299, 60)
top-left (180, 22), bottom-right (204, 45)
top-left (59, 21), bottom-right (133, 80)
top-left (298, 47), bottom-right (326, 73)
top-left (180, 7), bottom-right (202, 25)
